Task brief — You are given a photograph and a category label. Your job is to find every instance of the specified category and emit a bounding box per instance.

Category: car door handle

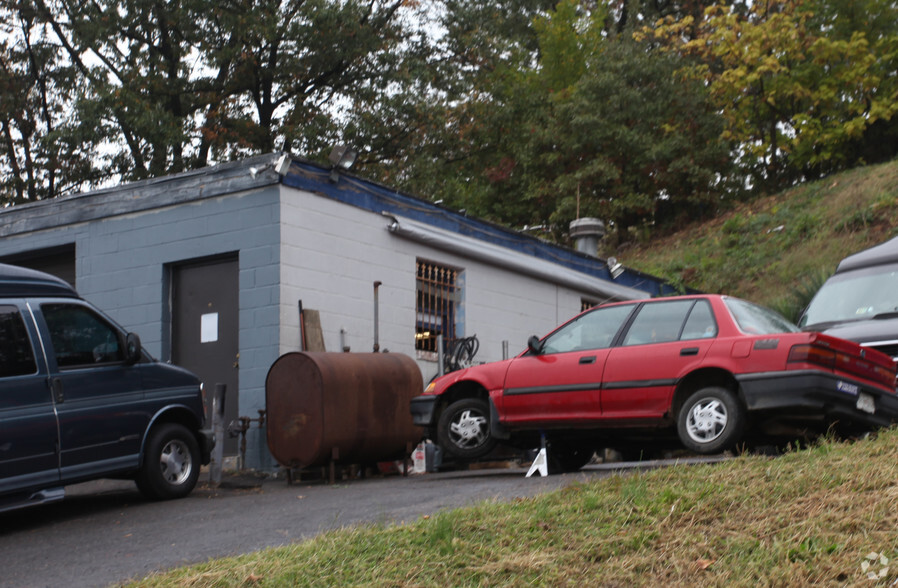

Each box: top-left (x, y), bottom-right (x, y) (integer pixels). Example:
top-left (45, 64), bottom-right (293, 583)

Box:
top-left (680, 347), bottom-right (699, 356)
top-left (579, 356), bottom-right (596, 364)
top-left (49, 377), bottom-right (64, 404)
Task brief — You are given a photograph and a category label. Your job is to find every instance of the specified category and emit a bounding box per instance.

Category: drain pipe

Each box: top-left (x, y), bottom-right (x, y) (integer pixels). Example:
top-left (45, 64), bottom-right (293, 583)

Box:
top-left (373, 281), bottom-right (382, 352)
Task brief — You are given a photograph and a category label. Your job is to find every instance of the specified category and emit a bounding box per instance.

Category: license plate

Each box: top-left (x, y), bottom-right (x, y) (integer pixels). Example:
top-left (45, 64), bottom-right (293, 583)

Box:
top-left (857, 393), bottom-right (875, 414)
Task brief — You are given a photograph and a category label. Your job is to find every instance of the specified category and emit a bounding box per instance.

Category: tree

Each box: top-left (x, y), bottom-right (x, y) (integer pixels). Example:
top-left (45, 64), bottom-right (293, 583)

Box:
top-left (390, 0), bottom-right (732, 243)
top-left (0, 0), bottom-right (421, 203)
top-left (0, 0), bottom-right (85, 204)
top-left (526, 10), bottom-right (733, 243)
top-left (646, 0), bottom-right (898, 190)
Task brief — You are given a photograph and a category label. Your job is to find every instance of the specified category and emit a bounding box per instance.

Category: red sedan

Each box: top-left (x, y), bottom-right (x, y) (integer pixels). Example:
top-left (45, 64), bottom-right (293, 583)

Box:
top-left (411, 295), bottom-right (898, 470)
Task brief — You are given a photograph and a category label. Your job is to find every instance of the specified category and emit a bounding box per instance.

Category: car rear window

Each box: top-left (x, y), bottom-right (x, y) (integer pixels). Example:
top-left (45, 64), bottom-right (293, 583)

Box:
top-left (623, 300), bottom-right (694, 345)
top-left (724, 297), bottom-right (798, 335)
top-left (622, 299), bottom-right (718, 345)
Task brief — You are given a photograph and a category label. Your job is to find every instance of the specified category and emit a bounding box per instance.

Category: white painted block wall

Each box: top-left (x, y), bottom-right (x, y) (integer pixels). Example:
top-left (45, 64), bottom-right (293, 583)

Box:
top-left (280, 187), bottom-right (593, 381)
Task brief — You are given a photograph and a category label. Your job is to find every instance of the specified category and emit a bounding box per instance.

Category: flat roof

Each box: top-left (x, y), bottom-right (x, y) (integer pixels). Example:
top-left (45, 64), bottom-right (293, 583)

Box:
top-left (0, 153), bottom-right (679, 297)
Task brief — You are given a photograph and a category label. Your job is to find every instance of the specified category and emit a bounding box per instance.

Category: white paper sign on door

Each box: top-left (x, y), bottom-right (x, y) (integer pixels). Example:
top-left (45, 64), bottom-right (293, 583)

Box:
top-left (201, 312), bottom-right (219, 343)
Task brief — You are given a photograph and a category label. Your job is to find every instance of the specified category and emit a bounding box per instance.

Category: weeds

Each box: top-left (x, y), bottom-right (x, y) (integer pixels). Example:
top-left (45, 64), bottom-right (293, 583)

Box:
top-left (622, 159), bottom-right (898, 307)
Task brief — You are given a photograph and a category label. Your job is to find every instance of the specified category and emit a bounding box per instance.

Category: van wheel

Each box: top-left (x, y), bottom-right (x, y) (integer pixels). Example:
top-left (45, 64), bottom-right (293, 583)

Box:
top-left (437, 398), bottom-right (497, 460)
top-left (136, 423), bottom-right (200, 500)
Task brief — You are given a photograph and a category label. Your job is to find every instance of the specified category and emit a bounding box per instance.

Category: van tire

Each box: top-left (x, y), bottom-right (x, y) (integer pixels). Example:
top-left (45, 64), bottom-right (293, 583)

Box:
top-left (136, 423), bottom-right (201, 500)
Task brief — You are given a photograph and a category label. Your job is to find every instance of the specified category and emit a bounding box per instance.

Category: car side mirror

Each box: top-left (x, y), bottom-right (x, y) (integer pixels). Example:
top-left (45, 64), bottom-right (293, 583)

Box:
top-left (527, 335), bottom-right (544, 355)
top-left (125, 332), bottom-right (142, 365)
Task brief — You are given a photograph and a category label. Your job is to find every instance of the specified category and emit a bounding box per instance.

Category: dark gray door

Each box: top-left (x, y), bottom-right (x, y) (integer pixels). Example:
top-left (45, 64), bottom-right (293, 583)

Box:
top-left (171, 256), bottom-right (239, 454)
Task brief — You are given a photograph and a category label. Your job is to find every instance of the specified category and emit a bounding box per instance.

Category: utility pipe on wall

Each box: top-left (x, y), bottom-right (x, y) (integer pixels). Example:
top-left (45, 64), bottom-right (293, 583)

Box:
top-left (373, 281), bottom-right (382, 352)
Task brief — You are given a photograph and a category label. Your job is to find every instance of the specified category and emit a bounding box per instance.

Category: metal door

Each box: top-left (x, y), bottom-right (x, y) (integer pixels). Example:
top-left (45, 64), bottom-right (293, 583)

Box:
top-left (171, 256), bottom-right (239, 454)
top-left (0, 303), bottom-right (59, 494)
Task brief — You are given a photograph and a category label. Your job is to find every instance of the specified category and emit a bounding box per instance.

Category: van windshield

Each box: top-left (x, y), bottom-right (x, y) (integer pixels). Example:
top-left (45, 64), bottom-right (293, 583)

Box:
top-left (800, 263), bottom-right (898, 328)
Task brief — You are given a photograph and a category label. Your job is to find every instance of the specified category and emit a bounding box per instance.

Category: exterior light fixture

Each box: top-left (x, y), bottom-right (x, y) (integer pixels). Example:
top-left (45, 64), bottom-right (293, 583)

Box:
top-left (274, 153), bottom-right (291, 176)
top-left (607, 257), bottom-right (624, 279)
top-left (328, 145), bottom-right (358, 182)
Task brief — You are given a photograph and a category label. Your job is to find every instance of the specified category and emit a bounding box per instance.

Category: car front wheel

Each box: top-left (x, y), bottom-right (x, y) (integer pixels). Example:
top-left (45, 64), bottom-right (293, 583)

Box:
top-left (136, 423), bottom-right (201, 500)
top-left (677, 386), bottom-right (745, 454)
top-left (437, 398), bottom-right (498, 460)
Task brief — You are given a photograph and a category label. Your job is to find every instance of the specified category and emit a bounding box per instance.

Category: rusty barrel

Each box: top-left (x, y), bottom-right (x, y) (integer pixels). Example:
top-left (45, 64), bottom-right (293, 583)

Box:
top-left (265, 352), bottom-right (424, 468)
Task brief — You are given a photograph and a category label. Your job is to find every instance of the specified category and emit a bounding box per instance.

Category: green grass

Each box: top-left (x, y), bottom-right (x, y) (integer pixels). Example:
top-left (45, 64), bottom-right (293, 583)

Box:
top-left (132, 431), bottom-right (898, 586)
top-left (620, 159), bottom-right (898, 310)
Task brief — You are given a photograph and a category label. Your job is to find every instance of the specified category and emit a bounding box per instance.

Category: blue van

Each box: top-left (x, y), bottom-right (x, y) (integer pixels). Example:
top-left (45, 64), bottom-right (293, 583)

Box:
top-left (0, 263), bottom-right (212, 512)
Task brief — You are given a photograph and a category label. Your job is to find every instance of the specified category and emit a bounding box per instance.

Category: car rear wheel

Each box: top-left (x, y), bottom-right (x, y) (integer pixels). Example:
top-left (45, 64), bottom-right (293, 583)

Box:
top-left (437, 398), bottom-right (497, 460)
top-left (677, 386), bottom-right (744, 454)
top-left (136, 423), bottom-right (201, 500)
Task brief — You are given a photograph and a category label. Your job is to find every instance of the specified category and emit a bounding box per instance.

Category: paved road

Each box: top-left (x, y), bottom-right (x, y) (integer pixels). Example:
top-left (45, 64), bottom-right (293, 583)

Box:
top-left (0, 458), bottom-right (721, 588)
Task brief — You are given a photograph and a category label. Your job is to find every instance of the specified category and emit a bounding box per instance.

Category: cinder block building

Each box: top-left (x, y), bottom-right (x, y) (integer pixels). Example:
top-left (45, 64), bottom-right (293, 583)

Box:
top-left (0, 153), bottom-right (675, 468)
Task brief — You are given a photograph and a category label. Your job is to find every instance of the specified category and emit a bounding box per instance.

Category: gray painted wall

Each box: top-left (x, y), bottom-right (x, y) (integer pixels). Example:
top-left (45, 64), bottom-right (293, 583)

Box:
top-left (0, 186), bottom-right (282, 469)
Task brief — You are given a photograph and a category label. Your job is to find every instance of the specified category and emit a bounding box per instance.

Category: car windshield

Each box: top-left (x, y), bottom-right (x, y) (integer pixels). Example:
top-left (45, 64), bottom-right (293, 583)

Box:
top-left (724, 297), bottom-right (798, 335)
top-left (799, 264), bottom-right (898, 328)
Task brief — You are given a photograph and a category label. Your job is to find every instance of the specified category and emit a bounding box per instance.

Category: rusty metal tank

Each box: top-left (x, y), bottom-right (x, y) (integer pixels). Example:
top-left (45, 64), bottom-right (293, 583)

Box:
top-left (265, 352), bottom-right (424, 468)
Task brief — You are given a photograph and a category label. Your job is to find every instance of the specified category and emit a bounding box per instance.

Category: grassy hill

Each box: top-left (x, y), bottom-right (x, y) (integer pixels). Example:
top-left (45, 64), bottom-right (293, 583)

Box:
top-left (619, 159), bottom-right (898, 320)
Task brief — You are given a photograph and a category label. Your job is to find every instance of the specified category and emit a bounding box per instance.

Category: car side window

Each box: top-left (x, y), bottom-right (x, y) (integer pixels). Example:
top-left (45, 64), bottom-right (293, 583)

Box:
top-left (541, 304), bottom-right (634, 354)
top-left (0, 305), bottom-right (37, 378)
top-left (622, 300), bottom-right (695, 346)
top-left (41, 303), bottom-right (124, 368)
top-left (680, 300), bottom-right (718, 340)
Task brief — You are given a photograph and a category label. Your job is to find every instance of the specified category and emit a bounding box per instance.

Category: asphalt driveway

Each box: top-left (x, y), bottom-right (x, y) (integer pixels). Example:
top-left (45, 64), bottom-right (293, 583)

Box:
top-left (0, 458), bottom-right (723, 588)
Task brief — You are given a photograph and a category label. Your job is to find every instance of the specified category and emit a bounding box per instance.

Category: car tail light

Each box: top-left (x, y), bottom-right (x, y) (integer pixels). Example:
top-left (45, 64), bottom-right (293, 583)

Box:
top-left (788, 343), bottom-right (835, 369)
top-left (788, 342), bottom-right (897, 391)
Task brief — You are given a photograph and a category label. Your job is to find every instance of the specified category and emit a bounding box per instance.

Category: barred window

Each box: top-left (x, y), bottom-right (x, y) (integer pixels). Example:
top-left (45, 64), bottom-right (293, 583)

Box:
top-left (581, 299), bottom-right (599, 312)
top-left (416, 260), bottom-right (461, 354)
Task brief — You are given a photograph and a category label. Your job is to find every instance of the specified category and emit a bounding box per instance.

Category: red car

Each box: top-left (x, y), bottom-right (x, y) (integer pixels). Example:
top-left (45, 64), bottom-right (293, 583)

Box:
top-left (410, 295), bottom-right (898, 470)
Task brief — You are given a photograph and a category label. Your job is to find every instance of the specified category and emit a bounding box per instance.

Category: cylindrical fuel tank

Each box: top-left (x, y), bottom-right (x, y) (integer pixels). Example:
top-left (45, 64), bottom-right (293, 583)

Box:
top-left (265, 352), bottom-right (424, 468)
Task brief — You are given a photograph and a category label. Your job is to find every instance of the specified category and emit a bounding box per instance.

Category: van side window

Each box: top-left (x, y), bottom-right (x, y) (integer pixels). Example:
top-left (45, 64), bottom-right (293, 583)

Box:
top-left (0, 305), bottom-right (37, 377)
top-left (41, 304), bottom-right (124, 368)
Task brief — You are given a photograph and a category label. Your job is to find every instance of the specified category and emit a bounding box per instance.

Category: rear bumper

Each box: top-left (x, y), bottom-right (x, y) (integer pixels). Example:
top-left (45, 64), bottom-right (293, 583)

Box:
top-left (736, 370), bottom-right (898, 428)
top-left (410, 395), bottom-right (438, 427)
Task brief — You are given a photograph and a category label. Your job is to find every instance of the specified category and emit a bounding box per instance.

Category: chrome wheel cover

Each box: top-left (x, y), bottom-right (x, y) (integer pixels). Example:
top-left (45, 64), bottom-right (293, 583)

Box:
top-left (448, 409), bottom-right (489, 449)
top-left (685, 398), bottom-right (728, 444)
